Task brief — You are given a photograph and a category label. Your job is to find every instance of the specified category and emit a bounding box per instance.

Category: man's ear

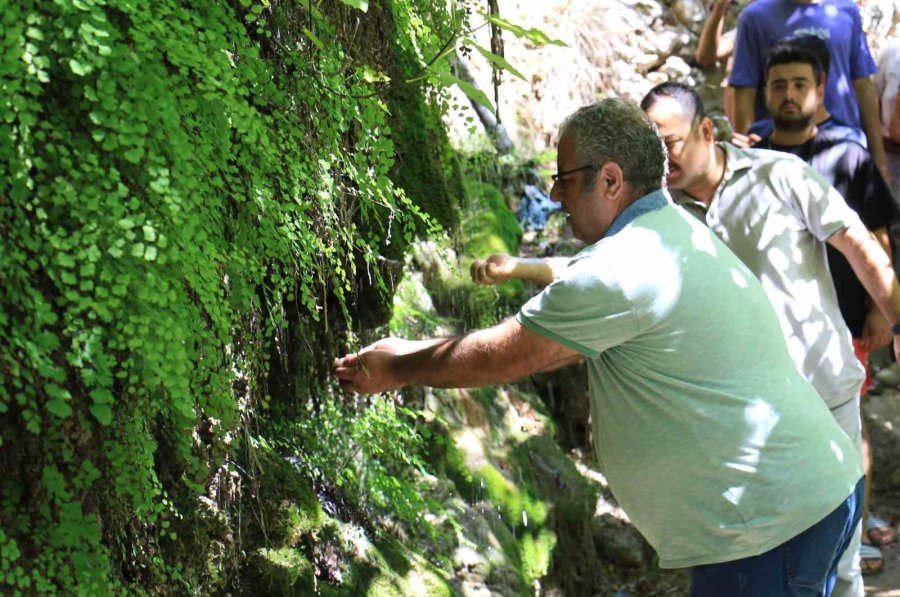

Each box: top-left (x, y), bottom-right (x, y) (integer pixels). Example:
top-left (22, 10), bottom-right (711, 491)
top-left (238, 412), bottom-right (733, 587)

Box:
top-left (598, 162), bottom-right (626, 200)
top-left (700, 116), bottom-right (715, 142)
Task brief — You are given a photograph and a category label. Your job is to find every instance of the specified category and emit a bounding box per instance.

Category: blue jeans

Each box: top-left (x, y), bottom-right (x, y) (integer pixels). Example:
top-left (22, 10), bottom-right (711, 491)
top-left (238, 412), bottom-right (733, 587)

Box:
top-left (691, 477), bottom-right (864, 597)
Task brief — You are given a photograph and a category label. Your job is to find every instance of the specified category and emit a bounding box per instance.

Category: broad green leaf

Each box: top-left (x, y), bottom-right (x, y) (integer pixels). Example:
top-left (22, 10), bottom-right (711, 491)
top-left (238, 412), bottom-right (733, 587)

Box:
top-left (434, 72), bottom-right (495, 113)
top-left (46, 397), bottom-right (72, 418)
top-left (483, 15), bottom-right (567, 47)
top-left (302, 27), bottom-right (324, 51)
top-left (90, 388), bottom-right (114, 404)
top-left (472, 43), bottom-right (526, 80)
top-left (89, 404), bottom-right (113, 425)
top-left (359, 65), bottom-right (390, 84)
top-left (69, 58), bottom-right (92, 76)
top-left (337, 0), bottom-right (368, 11)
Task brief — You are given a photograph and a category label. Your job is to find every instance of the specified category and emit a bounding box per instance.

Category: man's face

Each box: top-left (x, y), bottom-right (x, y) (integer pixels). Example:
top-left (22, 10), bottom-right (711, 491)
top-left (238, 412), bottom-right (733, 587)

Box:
top-left (550, 135), bottom-right (614, 244)
top-left (645, 97), bottom-right (710, 191)
top-left (765, 62), bottom-right (822, 132)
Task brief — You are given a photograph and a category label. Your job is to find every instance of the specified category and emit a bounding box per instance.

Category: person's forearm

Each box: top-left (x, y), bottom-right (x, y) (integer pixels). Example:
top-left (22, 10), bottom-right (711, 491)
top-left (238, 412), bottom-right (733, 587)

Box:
top-left (695, 1), bottom-right (727, 67)
top-left (513, 257), bottom-right (570, 285)
top-left (890, 92), bottom-right (900, 144)
top-left (731, 86), bottom-right (756, 133)
top-left (855, 77), bottom-right (888, 177)
top-left (837, 225), bottom-right (900, 326)
top-left (395, 320), bottom-right (540, 388)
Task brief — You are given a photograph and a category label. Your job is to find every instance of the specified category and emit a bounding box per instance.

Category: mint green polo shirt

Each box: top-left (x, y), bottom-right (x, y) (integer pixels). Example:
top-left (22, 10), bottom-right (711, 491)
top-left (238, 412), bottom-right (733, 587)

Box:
top-left (518, 190), bottom-right (861, 568)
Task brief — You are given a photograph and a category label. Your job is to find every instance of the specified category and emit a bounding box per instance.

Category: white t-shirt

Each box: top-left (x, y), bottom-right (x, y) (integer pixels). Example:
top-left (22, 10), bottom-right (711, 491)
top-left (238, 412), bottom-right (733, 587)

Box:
top-left (673, 143), bottom-right (865, 408)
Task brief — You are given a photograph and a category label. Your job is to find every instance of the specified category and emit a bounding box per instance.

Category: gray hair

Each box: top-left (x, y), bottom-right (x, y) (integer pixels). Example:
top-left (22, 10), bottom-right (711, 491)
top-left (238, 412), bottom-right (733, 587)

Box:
top-left (560, 98), bottom-right (667, 197)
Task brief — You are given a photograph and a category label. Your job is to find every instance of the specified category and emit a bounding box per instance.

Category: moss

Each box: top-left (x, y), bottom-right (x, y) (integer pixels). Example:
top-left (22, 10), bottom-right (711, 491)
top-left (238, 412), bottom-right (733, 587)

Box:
top-left (475, 463), bottom-right (547, 530)
top-left (463, 180), bottom-right (522, 259)
top-left (386, 46), bottom-right (466, 240)
top-left (252, 547), bottom-right (314, 594)
top-left (509, 436), bottom-right (597, 523)
top-left (249, 440), bottom-right (324, 546)
top-left (521, 528), bottom-right (556, 584)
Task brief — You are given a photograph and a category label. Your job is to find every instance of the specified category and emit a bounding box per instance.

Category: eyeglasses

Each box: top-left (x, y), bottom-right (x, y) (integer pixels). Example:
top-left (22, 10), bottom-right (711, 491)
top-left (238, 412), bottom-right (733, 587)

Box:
top-left (551, 164), bottom-right (596, 182)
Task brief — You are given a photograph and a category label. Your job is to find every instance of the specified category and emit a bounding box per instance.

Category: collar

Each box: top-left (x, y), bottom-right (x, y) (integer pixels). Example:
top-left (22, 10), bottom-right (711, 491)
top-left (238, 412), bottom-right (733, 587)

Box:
top-left (719, 142), bottom-right (753, 181)
top-left (604, 189), bottom-right (671, 238)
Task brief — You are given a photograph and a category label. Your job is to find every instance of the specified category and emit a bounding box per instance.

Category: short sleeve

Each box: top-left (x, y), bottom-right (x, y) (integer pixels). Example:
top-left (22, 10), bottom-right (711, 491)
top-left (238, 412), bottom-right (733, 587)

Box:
top-left (783, 162), bottom-right (863, 241)
top-left (517, 258), bottom-right (639, 358)
top-left (728, 12), bottom-right (764, 88)
top-left (849, 9), bottom-right (878, 79)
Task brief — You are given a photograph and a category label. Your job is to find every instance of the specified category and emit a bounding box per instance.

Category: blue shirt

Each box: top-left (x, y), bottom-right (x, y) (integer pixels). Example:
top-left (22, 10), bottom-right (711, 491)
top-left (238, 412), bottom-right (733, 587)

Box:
top-left (729, 0), bottom-right (877, 129)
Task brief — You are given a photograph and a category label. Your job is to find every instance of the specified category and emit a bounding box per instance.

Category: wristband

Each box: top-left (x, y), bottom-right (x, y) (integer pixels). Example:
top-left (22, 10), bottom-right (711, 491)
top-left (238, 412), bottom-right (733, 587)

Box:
top-left (892, 324), bottom-right (900, 336)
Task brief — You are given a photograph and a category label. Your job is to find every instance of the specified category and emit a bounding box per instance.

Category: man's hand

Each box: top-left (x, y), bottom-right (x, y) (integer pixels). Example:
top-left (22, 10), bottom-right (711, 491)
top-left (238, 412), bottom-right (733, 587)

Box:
top-left (471, 254), bottom-right (517, 285)
top-left (861, 307), bottom-right (892, 351)
top-left (334, 340), bottom-right (404, 394)
top-left (731, 131), bottom-right (761, 148)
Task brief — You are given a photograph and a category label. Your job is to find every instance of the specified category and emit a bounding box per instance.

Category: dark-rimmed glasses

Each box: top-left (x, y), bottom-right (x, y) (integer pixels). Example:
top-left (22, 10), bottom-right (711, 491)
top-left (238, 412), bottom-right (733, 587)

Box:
top-left (551, 164), bottom-right (596, 182)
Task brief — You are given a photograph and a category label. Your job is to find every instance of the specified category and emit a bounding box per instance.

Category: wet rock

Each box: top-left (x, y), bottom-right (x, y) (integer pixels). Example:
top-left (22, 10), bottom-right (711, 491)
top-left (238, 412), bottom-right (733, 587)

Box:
top-left (659, 56), bottom-right (693, 79)
top-left (592, 517), bottom-right (648, 569)
top-left (453, 545), bottom-right (491, 578)
top-left (669, 0), bottom-right (707, 31)
top-left (865, 390), bottom-right (900, 491)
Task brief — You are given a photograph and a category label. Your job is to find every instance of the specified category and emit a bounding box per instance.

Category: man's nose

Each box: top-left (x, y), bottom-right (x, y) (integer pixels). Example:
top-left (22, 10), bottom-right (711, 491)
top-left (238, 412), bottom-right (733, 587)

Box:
top-left (550, 181), bottom-right (562, 201)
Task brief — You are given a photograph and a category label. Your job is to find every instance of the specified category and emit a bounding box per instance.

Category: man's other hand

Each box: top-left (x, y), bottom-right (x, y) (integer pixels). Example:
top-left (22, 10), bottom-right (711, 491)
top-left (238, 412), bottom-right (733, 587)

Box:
top-left (861, 307), bottom-right (892, 351)
top-left (731, 131), bottom-right (761, 148)
top-left (470, 254), bottom-right (517, 285)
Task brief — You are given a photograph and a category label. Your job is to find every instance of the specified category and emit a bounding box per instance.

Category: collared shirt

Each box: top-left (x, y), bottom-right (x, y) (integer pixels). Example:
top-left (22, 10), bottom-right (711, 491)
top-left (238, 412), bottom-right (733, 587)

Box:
top-left (516, 191), bottom-right (861, 567)
top-left (758, 128), bottom-right (898, 337)
top-left (672, 143), bottom-right (865, 408)
top-left (605, 188), bottom-right (670, 238)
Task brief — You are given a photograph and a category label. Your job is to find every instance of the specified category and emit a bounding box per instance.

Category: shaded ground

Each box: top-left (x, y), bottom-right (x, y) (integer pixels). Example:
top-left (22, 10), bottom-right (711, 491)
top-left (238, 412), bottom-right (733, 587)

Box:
top-left (865, 384), bottom-right (900, 596)
top-left (868, 540), bottom-right (900, 596)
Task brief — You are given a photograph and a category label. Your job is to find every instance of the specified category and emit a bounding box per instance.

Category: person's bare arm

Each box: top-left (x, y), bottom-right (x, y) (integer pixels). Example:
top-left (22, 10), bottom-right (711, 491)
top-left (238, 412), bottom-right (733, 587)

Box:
top-left (828, 223), bottom-right (900, 360)
top-left (695, 0), bottom-right (732, 67)
top-left (731, 86), bottom-right (756, 134)
top-left (470, 254), bottom-right (569, 286)
top-left (889, 90), bottom-right (900, 144)
top-left (334, 318), bottom-right (584, 394)
top-left (861, 227), bottom-right (893, 350)
top-left (854, 77), bottom-right (889, 180)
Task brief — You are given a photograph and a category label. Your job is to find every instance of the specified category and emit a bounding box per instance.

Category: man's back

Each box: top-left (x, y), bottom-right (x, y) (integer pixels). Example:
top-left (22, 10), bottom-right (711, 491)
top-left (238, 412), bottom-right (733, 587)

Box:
top-left (518, 194), bottom-right (861, 569)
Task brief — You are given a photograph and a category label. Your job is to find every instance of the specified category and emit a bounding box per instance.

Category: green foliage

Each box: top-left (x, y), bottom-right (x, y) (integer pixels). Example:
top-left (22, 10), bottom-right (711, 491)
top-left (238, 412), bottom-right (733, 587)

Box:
top-left (0, 0), bottom-right (467, 593)
top-left (463, 180), bottom-right (521, 259)
top-left (0, 0), bottom-right (563, 592)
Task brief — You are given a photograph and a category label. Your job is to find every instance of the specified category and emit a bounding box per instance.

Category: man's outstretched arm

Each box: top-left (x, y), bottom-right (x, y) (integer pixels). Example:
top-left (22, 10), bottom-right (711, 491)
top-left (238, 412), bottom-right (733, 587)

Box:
top-left (829, 223), bottom-right (900, 360)
top-left (334, 317), bottom-right (583, 394)
top-left (470, 254), bottom-right (569, 286)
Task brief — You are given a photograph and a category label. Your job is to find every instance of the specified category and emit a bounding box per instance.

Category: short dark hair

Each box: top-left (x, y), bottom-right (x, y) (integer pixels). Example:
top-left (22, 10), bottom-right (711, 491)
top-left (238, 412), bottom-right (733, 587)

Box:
top-left (560, 99), bottom-right (666, 197)
top-left (764, 40), bottom-right (825, 84)
top-left (640, 82), bottom-right (707, 126)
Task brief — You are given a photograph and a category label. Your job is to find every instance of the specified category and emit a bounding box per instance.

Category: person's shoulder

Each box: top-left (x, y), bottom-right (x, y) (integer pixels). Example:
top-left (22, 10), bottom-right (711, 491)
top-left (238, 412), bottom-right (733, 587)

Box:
top-left (741, 144), bottom-right (805, 166)
top-left (740, 0), bottom-right (780, 16)
top-left (821, 0), bottom-right (865, 19)
top-left (814, 126), bottom-right (867, 153)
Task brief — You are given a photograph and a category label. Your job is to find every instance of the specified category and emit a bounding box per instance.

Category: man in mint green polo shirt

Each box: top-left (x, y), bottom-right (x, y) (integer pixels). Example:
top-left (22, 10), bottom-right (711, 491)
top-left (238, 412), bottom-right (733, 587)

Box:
top-left (335, 99), bottom-right (863, 596)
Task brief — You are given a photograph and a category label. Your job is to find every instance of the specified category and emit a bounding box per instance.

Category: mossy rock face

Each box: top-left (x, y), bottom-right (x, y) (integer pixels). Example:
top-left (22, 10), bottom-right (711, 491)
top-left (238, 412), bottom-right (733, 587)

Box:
top-left (386, 47), bottom-right (466, 240)
top-left (462, 180), bottom-right (522, 260)
top-left (510, 435), bottom-right (596, 523)
top-left (245, 547), bottom-right (315, 595)
top-left (247, 442), bottom-right (324, 547)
